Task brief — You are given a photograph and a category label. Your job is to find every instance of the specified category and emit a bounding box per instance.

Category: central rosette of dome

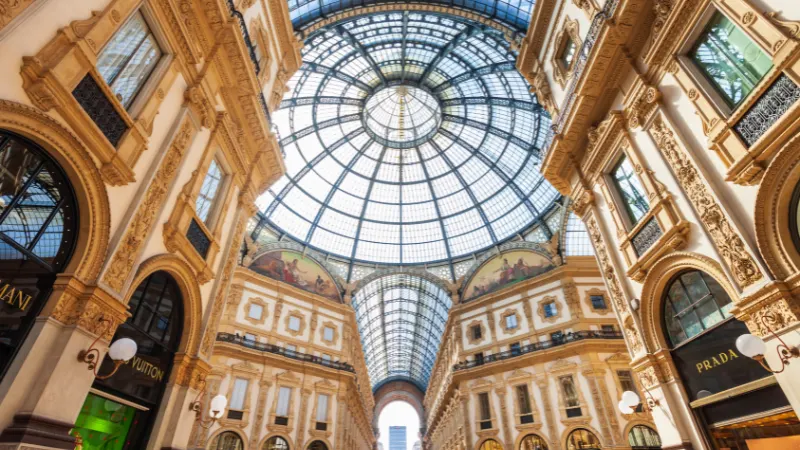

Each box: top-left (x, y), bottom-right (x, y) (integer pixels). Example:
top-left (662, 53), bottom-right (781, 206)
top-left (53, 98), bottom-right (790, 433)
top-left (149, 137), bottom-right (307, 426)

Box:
top-left (363, 85), bottom-right (442, 147)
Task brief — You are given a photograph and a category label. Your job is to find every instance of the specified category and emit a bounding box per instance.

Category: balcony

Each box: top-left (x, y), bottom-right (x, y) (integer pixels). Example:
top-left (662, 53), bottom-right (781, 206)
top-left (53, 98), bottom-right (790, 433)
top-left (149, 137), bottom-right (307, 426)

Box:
top-left (216, 332), bottom-right (355, 373)
top-left (453, 330), bottom-right (623, 371)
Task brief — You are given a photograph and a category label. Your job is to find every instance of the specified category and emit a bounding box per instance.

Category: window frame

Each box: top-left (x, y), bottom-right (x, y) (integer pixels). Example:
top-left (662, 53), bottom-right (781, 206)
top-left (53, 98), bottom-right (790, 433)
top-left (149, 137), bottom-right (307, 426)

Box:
top-left (194, 155), bottom-right (228, 228)
top-left (608, 154), bottom-right (651, 228)
top-left (514, 383), bottom-right (535, 425)
top-left (476, 391), bottom-right (495, 431)
top-left (661, 270), bottom-right (734, 348)
top-left (558, 375), bottom-right (583, 417)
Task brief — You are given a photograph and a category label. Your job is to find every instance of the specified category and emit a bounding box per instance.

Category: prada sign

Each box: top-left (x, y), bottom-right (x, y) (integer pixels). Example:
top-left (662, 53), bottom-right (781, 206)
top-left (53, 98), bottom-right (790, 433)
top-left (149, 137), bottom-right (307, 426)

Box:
top-left (672, 319), bottom-right (769, 401)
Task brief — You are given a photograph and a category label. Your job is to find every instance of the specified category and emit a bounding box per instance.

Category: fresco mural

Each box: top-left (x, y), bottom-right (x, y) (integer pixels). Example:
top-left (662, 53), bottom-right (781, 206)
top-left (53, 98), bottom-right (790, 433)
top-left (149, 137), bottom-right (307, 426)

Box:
top-left (249, 250), bottom-right (341, 302)
top-left (464, 250), bottom-right (555, 301)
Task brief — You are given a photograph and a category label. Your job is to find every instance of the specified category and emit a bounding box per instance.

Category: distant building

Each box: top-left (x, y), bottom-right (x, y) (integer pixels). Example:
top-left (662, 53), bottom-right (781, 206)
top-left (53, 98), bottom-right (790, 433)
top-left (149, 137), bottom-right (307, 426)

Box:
top-left (389, 426), bottom-right (407, 450)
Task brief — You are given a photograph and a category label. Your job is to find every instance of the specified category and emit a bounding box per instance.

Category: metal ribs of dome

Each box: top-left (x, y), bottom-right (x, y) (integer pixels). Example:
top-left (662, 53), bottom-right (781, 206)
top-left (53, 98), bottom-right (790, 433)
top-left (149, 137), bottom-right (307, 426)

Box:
top-left (258, 11), bottom-right (558, 266)
top-left (287, 0), bottom-right (536, 32)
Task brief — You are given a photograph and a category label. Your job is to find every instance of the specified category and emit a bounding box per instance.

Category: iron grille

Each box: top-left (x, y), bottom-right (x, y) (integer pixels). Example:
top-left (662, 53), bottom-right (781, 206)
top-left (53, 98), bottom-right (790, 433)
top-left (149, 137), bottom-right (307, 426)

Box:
top-left (734, 73), bottom-right (800, 147)
top-left (631, 218), bottom-right (662, 257)
top-left (187, 219), bottom-right (211, 259)
top-left (72, 74), bottom-right (128, 147)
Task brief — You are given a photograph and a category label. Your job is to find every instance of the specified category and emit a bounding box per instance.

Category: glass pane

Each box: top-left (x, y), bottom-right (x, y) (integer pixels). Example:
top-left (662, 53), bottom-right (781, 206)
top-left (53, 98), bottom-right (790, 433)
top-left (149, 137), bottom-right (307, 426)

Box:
top-left (696, 297), bottom-right (724, 329)
top-left (73, 393), bottom-right (137, 450)
top-left (681, 271), bottom-right (710, 301)
top-left (248, 304), bottom-right (263, 320)
top-left (667, 278), bottom-right (692, 312)
top-left (561, 38), bottom-right (576, 67)
top-left (97, 12), bottom-right (149, 85)
top-left (109, 34), bottom-right (162, 109)
top-left (479, 393), bottom-right (491, 420)
top-left (229, 378), bottom-right (248, 410)
top-left (679, 309), bottom-right (704, 340)
top-left (196, 159), bottom-right (224, 224)
top-left (612, 156), bottom-right (650, 224)
top-left (691, 12), bottom-right (772, 107)
top-left (0, 137), bottom-right (41, 218)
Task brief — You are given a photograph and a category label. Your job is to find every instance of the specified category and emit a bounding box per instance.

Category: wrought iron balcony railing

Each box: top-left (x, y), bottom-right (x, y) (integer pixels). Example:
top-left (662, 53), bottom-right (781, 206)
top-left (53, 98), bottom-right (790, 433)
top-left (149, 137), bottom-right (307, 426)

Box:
top-left (216, 332), bottom-right (356, 373)
top-left (453, 330), bottom-right (624, 371)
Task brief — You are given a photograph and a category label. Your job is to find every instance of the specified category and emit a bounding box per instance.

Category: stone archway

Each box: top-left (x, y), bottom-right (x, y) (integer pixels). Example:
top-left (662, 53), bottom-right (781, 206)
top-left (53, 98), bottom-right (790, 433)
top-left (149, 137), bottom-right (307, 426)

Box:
top-left (373, 380), bottom-right (426, 435)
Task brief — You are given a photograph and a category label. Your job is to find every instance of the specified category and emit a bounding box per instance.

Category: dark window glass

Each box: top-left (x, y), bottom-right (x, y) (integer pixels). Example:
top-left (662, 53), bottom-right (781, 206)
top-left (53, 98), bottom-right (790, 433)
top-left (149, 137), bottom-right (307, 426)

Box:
top-left (663, 270), bottom-right (733, 347)
top-left (475, 352), bottom-right (484, 365)
top-left (551, 331), bottom-right (563, 342)
top-left (612, 155), bottom-right (650, 225)
top-left (209, 432), bottom-right (244, 450)
top-left (601, 325), bottom-right (615, 332)
top-left (516, 384), bottom-right (534, 424)
top-left (560, 37), bottom-right (577, 69)
top-left (690, 12), bottom-right (772, 108)
top-left (472, 325), bottom-right (482, 340)
top-left (510, 342), bottom-right (521, 354)
top-left (567, 429), bottom-right (601, 450)
top-left (590, 295), bottom-right (607, 310)
top-left (0, 131), bottom-right (77, 382)
top-left (478, 392), bottom-right (492, 430)
top-left (543, 301), bottom-right (557, 318)
top-left (307, 441), bottom-right (328, 450)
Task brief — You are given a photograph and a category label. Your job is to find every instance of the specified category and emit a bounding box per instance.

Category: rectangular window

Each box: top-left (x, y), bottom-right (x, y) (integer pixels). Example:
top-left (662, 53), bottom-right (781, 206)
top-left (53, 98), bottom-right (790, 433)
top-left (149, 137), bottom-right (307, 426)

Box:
top-left (276, 386), bottom-right (292, 417)
top-left (288, 316), bottom-right (301, 331)
top-left (229, 378), bottom-right (248, 411)
top-left (560, 37), bottom-right (577, 69)
top-left (505, 314), bottom-right (518, 329)
top-left (516, 385), bottom-right (535, 424)
top-left (478, 392), bottom-right (492, 430)
top-left (543, 301), bottom-right (558, 318)
top-left (96, 11), bottom-right (163, 109)
top-left (316, 394), bottom-right (329, 422)
top-left (510, 342), bottom-right (521, 354)
top-left (551, 331), bottom-right (564, 343)
top-left (590, 295), bottom-right (607, 310)
top-left (248, 303), bottom-right (263, 320)
top-left (690, 11), bottom-right (772, 108)
top-left (471, 325), bottom-right (482, 340)
top-left (601, 324), bottom-right (615, 333)
top-left (244, 333), bottom-right (256, 343)
top-left (322, 354), bottom-right (331, 362)
top-left (285, 344), bottom-right (296, 354)
top-left (195, 158), bottom-right (224, 225)
top-left (474, 352), bottom-right (484, 365)
top-left (612, 155), bottom-right (650, 225)
top-left (323, 326), bottom-right (334, 341)
top-left (560, 376), bottom-right (582, 417)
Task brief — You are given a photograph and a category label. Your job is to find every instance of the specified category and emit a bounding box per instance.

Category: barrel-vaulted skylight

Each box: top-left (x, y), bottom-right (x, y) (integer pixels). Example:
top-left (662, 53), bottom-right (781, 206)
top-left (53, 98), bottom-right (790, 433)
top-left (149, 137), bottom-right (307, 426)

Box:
top-left (257, 12), bottom-right (559, 266)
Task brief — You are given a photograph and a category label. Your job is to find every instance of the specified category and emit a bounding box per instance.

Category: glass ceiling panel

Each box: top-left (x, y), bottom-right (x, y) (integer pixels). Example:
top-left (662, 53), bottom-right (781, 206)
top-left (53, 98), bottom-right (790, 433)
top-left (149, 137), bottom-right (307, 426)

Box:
top-left (258, 12), bottom-right (557, 266)
top-left (287, 0), bottom-right (536, 33)
top-left (352, 274), bottom-right (452, 390)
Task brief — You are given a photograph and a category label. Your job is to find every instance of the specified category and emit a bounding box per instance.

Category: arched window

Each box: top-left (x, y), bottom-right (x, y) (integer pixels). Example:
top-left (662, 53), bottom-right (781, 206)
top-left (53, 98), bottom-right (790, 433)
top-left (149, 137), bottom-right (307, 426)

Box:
top-left (662, 270), bottom-right (733, 347)
top-left (209, 432), bottom-right (244, 450)
top-left (264, 436), bottom-right (290, 450)
top-left (74, 271), bottom-right (184, 449)
top-left (480, 439), bottom-right (503, 450)
top-left (566, 428), bottom-right (601, 450)
top-left (0, 130), bottom-right (77, 381)
top-left (790, 181), bottom-right (800, 253)
top-left (520, 434), bottom-right (549, 450)
top-left (307, 441), bottom-right (328, 450)
top-left (629, 425), bottom-right (662, 449)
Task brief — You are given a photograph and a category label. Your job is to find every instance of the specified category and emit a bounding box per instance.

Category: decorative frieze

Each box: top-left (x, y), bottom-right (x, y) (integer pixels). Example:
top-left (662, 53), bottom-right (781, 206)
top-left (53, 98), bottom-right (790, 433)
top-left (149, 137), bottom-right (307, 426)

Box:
top-left (631, 218), bottom-right (663, 256)
top-left (649, 115), bottom-right (763, 289)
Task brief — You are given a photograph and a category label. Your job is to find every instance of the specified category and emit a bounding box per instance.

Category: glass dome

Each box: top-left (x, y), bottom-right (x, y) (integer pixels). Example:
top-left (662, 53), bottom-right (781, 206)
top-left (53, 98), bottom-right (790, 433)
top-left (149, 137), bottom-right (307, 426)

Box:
top-left (257, 12), bottom-right (558, 265)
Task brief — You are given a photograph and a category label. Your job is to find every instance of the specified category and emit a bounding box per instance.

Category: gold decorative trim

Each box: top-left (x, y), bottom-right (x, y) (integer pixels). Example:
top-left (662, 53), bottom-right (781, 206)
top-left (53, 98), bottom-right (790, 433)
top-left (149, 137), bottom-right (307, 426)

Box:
top-left (689, 375), bottom-right (776, 408)
top-left (551, 17), bottom-right (580, 88)
top-left (244, 297), bottom-right (269, 326)
top-left (536, 295), bottom-right (562, 324)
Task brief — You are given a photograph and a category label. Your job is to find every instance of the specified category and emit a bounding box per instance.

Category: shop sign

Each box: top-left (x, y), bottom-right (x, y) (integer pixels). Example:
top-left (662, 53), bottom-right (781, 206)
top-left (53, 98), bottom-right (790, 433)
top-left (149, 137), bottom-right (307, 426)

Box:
top-left (672, 319), bottom-right (769, 400)
top-left (124, 355), bottom-right (166, 382)
top-left (0, 281), bottom-right (34, 312)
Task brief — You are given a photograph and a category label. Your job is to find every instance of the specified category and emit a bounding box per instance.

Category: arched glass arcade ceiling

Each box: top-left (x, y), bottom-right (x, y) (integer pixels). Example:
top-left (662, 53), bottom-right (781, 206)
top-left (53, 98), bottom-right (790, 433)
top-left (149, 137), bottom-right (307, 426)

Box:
top-left (257, 12), bottom-right (559, 266)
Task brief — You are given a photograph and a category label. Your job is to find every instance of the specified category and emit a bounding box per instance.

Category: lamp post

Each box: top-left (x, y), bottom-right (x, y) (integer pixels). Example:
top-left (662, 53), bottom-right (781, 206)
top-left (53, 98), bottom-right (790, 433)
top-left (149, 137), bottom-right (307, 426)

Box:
top-left (736, 312), bottom-right (799, 374)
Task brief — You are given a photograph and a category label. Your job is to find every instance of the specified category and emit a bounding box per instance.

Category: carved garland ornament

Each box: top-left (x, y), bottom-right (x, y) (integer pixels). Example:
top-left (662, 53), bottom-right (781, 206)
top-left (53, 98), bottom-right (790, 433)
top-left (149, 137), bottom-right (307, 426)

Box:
top-left (649, 116), bottom-right (762, 288)
top-left (103, 116), bottom-right (196, 293)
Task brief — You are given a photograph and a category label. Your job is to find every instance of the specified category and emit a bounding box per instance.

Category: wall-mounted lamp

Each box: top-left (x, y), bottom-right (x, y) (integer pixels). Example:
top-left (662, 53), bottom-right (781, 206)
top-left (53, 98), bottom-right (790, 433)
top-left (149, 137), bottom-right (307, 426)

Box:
top-left (189, 381), bottom-right (228, 428)
top-left (77, 316), bottom-right (137, 380)
top-left (736, 312), bottom-right (799, 374)
top-left (618, 390), bottom-right (658, 414)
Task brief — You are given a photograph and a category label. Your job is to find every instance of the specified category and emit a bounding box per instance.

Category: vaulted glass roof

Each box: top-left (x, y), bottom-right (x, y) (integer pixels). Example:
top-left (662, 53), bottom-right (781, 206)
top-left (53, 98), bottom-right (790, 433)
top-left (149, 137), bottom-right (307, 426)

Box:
top-left (352, 274), bottom-right (451, 391)
top-left (288, 0), bottom-right (536, 32)
top-left (258, 12), bottom-right (559, 266)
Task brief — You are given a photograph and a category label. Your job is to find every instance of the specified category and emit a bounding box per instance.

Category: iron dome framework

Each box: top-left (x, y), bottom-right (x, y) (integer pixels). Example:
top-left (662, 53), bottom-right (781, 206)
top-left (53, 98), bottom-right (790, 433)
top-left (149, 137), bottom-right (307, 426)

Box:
top-left (256, 11), bottom-right (558, 267)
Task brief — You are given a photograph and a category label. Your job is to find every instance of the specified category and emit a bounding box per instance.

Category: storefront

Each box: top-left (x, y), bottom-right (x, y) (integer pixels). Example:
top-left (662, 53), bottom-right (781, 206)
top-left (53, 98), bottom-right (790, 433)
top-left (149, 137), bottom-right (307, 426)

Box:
top-left (668, 301), bottom-right (800, 449)
top-left (0, 130), bottom-right (77, 382)
top-left (72, 271), bottom-right (183, 449)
